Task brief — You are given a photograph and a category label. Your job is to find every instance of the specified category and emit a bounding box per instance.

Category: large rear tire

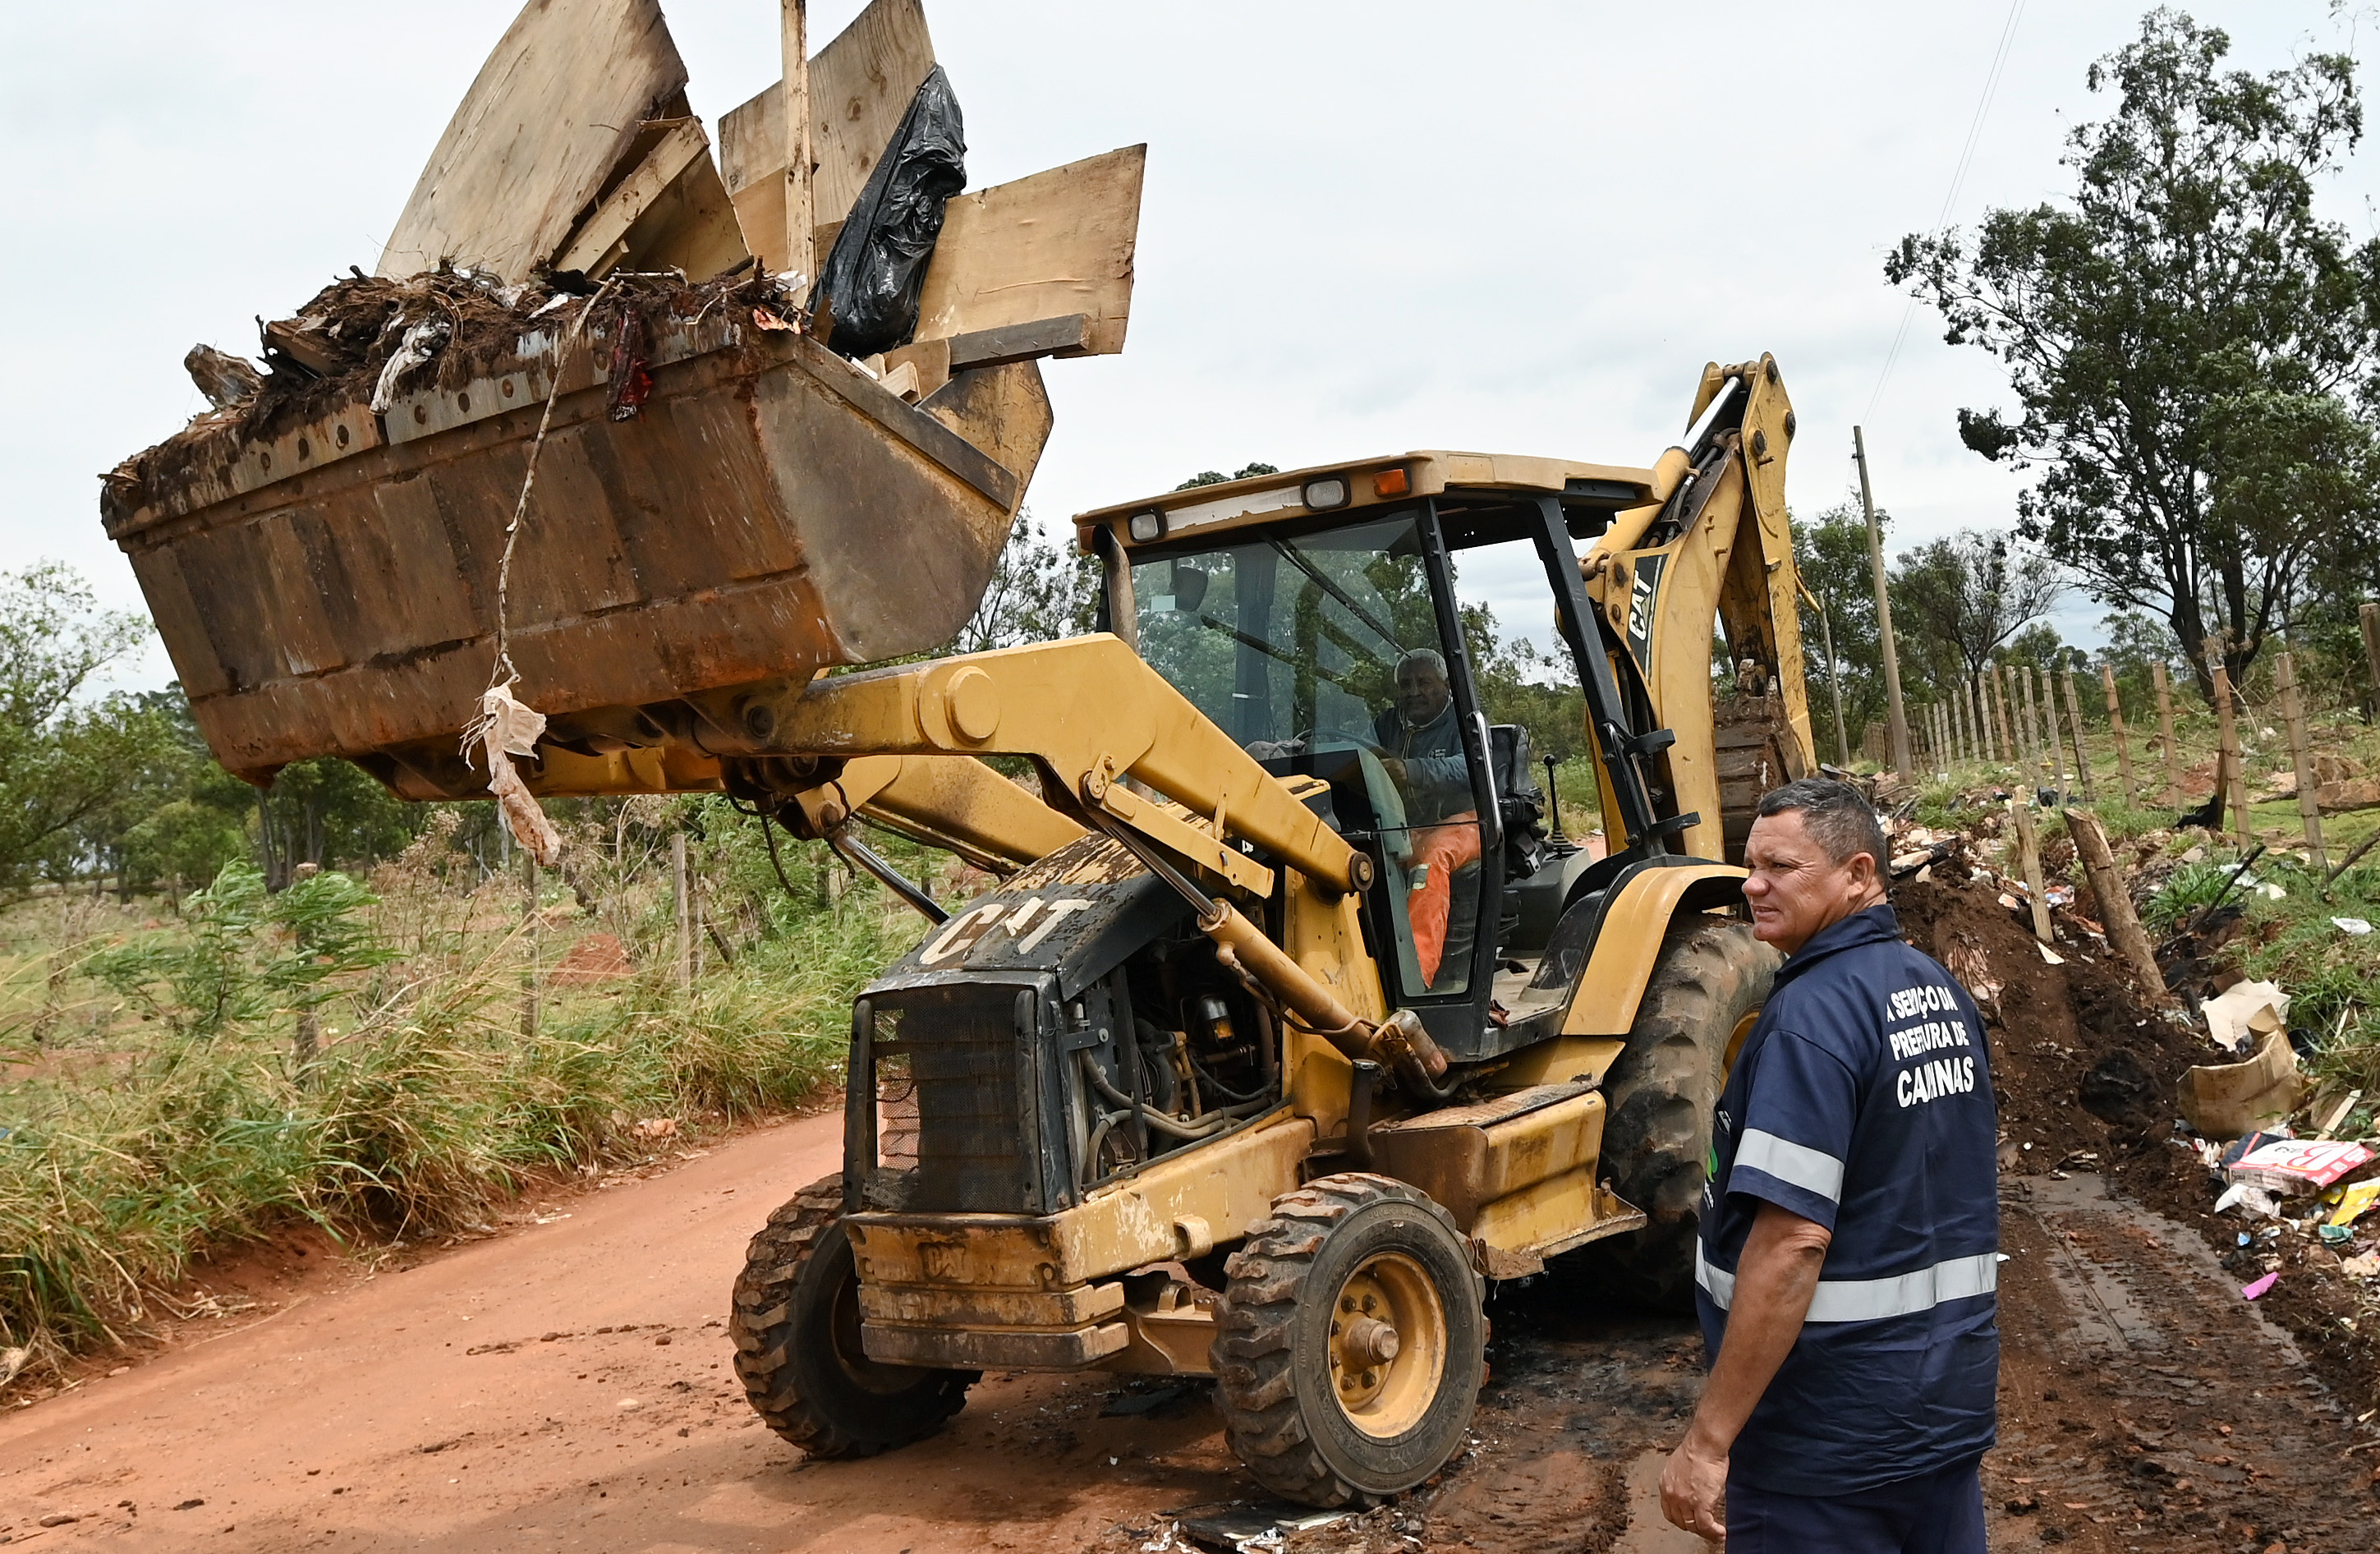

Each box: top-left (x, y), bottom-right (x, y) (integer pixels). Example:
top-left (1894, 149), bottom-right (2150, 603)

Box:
top-left (1585, 917), bottom-right (1777, 1310)
top-left (728, 1174), bottom-right (976, 1458)
top-left (1211, 1174), bottom-right (1486, 1508)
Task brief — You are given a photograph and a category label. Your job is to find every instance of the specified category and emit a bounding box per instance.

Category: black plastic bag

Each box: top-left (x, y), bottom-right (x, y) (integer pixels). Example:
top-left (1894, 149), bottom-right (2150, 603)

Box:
top-left (812, 67), bottom-right (966, 358)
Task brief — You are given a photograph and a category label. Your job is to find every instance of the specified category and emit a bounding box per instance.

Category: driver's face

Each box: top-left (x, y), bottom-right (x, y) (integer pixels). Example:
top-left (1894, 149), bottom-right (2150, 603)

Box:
top-left (1396, 660), bottom-right (1451, 725)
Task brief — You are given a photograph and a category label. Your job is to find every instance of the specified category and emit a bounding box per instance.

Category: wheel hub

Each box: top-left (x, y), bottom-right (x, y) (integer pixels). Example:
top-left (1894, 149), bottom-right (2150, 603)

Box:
top-left (1326, 1251), bottom-right (1448, 1439)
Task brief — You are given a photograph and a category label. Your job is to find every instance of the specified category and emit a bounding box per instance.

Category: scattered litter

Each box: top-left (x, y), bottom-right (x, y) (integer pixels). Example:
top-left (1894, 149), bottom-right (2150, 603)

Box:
top-left (2333, 917), bottom-right (2374, 936)
top-left (2225, 1139), bottom-right (2374, 1193)
top-left (2214, 1182), bottom-right (2281, 1218)
top-left (2330, 1179), bottom-right (2380, 1227)
top-left (2202, 981), bottom-right (2290, 1057)
top-left (2344, 1253), bottom-right (2380, 1278)
top-left (1167, 1500), bottom-right (1353, 1554)
top-left (2242, 1271), bottom-right (2280, 1300)
top-left (0, 1345), bottom-right (27, 1388)
top-left (2037, 942), bottom-right (2065, 966)
top-left (2315, 1089), bottom-right (2366, 1140)
top-left (2257, 881), bottom-right (2287, 899)
top-left (628, 1118), bottom-right (678, 1141)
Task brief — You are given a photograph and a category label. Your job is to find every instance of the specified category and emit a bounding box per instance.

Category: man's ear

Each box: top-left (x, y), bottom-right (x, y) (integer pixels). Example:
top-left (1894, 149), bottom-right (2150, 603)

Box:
top-left (1846, 850), bottom-right (1881, 895)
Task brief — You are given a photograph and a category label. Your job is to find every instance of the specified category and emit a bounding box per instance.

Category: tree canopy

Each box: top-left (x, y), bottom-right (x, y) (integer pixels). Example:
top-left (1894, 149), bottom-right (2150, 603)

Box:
top-left (1886, 9), bottom-right (2380, 701)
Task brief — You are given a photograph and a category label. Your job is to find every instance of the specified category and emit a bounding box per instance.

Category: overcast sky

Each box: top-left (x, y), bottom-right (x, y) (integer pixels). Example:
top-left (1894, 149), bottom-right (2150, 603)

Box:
top-left (7, 1), bottom-right (2378, 692)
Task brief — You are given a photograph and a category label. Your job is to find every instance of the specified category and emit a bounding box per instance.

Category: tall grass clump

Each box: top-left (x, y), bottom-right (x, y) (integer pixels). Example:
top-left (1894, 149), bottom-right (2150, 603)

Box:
top-left (1, 834), bottom-right (910, 1376)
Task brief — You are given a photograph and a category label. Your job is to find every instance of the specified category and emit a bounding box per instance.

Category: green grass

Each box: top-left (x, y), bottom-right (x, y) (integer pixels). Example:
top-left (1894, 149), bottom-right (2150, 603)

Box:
top-left (0, 821), bottom-right (922, 1377)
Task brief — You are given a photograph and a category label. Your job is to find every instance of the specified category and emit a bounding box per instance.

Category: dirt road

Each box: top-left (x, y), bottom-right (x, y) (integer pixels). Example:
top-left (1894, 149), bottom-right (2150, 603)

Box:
top-left (4, 1106), bottom-right (2377, 1552)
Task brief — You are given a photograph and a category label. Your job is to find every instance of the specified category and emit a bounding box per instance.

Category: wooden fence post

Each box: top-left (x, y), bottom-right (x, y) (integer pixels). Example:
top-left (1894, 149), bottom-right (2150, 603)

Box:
top-left (2101, 664), bottom-right (2136, 809)
top-left (2211, 663), bottom-right (2251, 849)
top-left (2277, 650), bottom-right (2327, 871)
top-left (672, 832), bottom-right (692, 992)
top-left (1996, 664), bottom-right (2021, 774)
top-left (1978, 675), bottom-right (1997, 764)
top-left (2061, 667), bottom-right (2096, 804)
top-left (2360, 601), bottom-right (2380, 724)
top-left (2070, 808), bottom-right (2163, 994)
top-left (2152, 659), bottom-right (2180, 808)
top-left (2010, 798), bottom-right (2054, 944)
top-left (2034, 666), bottom-right (2070, 802)
top-left (522, 852), bottom-right (540, 1039)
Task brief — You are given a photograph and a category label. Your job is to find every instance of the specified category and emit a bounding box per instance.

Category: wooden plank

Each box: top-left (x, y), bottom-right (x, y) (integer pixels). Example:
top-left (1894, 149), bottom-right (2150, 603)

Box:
top-left (722, 0), bottom-right (935, 269)
top-left (378, 0), bottom-right (689, 282)
top-left (947, 313), bottom-right (1091, 370)
top-left (553, 118), bottom-right (713, 275)
top-left (915, 146), bottom-right (1146, 356)
top-left (781, 0), bottom-right (814, 285)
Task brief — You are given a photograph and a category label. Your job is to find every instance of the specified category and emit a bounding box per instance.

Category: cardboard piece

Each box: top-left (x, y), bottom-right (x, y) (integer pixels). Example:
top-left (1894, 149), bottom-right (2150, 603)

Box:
top-left (2202, 980), bottom-right (2290, 1056)
top-left (2181, 1028), bottom-right (2305, 1139)
top-left (2225, 1138), bottom-right (2373, 1193)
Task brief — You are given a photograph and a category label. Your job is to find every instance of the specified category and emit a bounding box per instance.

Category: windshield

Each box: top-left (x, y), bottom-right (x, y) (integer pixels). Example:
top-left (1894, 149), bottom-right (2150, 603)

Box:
top-left (1133, 512), bottom-right (1445, 749)
top-left (1132, 510), bottom-right (1484, 995)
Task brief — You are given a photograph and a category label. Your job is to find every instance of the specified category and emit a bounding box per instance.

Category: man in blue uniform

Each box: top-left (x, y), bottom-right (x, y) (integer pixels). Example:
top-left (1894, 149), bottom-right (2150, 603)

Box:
top-left (1660, 777), bottom-right (1998, 1551)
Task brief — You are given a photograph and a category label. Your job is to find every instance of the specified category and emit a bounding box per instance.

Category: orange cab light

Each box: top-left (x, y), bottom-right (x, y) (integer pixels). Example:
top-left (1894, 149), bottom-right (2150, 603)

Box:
top-left (1373, 467), bottom-right (1410, 498)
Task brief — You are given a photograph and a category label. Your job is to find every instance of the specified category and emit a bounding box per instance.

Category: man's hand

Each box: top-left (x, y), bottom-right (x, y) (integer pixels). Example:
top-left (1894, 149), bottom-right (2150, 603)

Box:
top-left (1658, 1201), bottom-right (1832, 1543)
top-left (1660, 1431), bottom-right (1729, 1543)
top-left (1376, 755), bottom-right (1407, 789)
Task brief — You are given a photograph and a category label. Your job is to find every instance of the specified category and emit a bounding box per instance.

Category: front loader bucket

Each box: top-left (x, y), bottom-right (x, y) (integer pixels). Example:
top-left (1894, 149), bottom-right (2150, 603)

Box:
top-left (102, 308), bottom-right (1045, 798)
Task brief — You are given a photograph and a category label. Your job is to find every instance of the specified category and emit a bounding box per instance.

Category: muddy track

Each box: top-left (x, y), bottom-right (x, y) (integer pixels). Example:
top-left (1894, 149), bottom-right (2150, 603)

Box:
top-left (1, 1101), bottom-right (2371, 1552)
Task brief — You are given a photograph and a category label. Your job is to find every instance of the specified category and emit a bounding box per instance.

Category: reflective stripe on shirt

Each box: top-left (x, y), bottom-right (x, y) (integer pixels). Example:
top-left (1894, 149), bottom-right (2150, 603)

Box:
top-left (1734, 1128), bottom-right (1845, 1202)
top-left (1698, 1245), bottom-right (1998, 1322)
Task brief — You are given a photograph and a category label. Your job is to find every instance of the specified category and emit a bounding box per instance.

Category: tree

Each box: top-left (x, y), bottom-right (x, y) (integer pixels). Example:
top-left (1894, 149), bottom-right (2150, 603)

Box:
top-left (1886, 11), bottom-right (2380, 701)
top-left (1892, 530), bottom-right (2064, 678)
top-left (947, 510), bottom-right (1100, 655)
top-left (0, 564), bottom-right (164, 894)
top-left (1795, 496), bottom-right (1889, 743)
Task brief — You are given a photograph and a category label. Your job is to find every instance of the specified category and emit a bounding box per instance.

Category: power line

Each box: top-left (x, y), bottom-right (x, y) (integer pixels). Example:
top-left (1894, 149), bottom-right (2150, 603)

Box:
top-left (1865, 0), bottom-right (2029, 424)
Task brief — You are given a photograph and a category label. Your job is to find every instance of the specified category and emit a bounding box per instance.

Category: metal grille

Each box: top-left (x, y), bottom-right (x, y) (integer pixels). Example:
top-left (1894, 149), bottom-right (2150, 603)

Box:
top-left (877, 985), bottom-right (1035, 1213)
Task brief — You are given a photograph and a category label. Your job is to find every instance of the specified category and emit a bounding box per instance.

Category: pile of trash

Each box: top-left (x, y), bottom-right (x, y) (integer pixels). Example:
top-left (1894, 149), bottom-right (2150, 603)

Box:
top-left (1874, 789), bottom-right (2380, 1414)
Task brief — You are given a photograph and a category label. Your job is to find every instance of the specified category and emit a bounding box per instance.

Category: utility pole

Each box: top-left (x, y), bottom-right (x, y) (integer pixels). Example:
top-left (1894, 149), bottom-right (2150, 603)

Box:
top-left (1852, 426), bottom-right (1912, 777)
top-left (1811, 589), bottom-right (1851, 769)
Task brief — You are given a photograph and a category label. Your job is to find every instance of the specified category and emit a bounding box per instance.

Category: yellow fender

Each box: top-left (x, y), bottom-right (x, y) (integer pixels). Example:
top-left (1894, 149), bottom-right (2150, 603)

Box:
top-left (1560, 863), bottom-right (1751, 1037)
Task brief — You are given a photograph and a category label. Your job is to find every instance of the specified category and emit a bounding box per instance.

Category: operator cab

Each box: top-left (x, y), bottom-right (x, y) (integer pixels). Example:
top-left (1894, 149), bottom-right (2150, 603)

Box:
top-left (1076, 453), bottom-right (1674, 1062)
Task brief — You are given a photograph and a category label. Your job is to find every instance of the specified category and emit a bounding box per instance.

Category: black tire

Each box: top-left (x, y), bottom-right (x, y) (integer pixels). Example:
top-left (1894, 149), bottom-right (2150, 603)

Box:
top-left (728, 1173), bottom-right (976, 1458)
top-left (1584, 917), bottom-right (1777, 1311)
top-left (1211, 1174), bottom-right (1486, 1508)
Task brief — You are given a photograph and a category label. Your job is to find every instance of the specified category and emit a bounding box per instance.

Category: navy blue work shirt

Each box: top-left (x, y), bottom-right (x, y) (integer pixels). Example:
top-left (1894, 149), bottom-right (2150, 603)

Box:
top-left (1695, 901), bottom-right (2000, 1497)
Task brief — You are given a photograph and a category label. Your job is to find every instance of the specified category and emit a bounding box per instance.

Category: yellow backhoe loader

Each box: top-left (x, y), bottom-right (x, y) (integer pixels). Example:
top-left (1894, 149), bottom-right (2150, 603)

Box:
top-left (694, 358), bottom-right (1815, 1504)
top-left (101, 0), bottom-right (1817, 1507)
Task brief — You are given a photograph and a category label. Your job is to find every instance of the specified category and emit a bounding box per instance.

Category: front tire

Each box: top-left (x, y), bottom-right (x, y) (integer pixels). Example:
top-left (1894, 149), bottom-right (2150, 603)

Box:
top-left (1585, 917), bottom-right (1776, 1310)
top-left (728, 1174), bottom-right (976, 1458)
top-left (1211, 1174), bottom-right (1486, 1507)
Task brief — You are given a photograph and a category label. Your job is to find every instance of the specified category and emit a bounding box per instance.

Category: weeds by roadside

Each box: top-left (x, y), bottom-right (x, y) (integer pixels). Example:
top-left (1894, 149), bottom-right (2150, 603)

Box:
top-left (0, 808), bottom-right (927, 1382)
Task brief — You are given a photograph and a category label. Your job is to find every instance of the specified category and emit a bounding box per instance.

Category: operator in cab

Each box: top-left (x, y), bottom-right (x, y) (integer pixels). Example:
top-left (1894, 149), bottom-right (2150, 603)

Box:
top-left (1661, 776), bottom-right (1997, 1553)
top-left (1371, 649), bottom-right (1480, 990)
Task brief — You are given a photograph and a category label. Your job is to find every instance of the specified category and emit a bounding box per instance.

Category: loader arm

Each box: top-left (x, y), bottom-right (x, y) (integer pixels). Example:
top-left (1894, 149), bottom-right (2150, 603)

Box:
top-left (724, 634), bottom-right (1367, 901)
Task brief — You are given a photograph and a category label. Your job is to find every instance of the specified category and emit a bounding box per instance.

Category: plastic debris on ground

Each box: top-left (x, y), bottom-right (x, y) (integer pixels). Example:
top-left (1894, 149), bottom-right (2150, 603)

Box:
top-left (2214, 1181), bottom-right (2282, 1218)
top-left (2242, 1271), bottom-right (2280, 1299)
top-left (2333, 917), bottom-right (2375, 935)
top-left (1166, 1501), bottom-right (1352, 1554)
top-left (2331, 1179), bottom-right (2380, 1227)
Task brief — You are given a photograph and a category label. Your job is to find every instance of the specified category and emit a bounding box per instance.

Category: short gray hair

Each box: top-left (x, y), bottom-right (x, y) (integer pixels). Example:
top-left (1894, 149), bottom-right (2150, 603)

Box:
top-left (1755, 777), bottom-right (1887, 871)
top-left (1396, 647), bottom-right (1448, 678)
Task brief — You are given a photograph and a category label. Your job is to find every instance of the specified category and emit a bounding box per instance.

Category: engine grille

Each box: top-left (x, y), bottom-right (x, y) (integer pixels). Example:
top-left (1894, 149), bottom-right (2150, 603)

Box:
top-left (872, 984), bottom-right (1037, 1214)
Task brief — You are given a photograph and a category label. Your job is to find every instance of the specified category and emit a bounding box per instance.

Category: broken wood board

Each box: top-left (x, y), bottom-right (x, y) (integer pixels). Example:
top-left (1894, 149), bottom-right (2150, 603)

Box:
top-left (721, 0), bottom-right (936, 273)
top-left (913, 145), bottom-right (1146, 357)
top-left (377, 0), bottom-right (690, 282)
top-left (554, 117), bottom-right (747, 282)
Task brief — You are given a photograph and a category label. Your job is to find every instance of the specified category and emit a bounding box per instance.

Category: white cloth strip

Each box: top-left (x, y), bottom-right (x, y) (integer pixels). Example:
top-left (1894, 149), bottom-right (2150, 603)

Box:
top-left (1734, 1129), bottom-right (1846, 1202)
top-left (1697, 1246), bottom-right (1997, 1322)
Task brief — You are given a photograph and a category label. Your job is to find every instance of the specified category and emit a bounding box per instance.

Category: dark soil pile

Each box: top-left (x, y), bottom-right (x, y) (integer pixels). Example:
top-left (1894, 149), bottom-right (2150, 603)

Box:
top-left (1896, 876), bottom-right (2380, 1423)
